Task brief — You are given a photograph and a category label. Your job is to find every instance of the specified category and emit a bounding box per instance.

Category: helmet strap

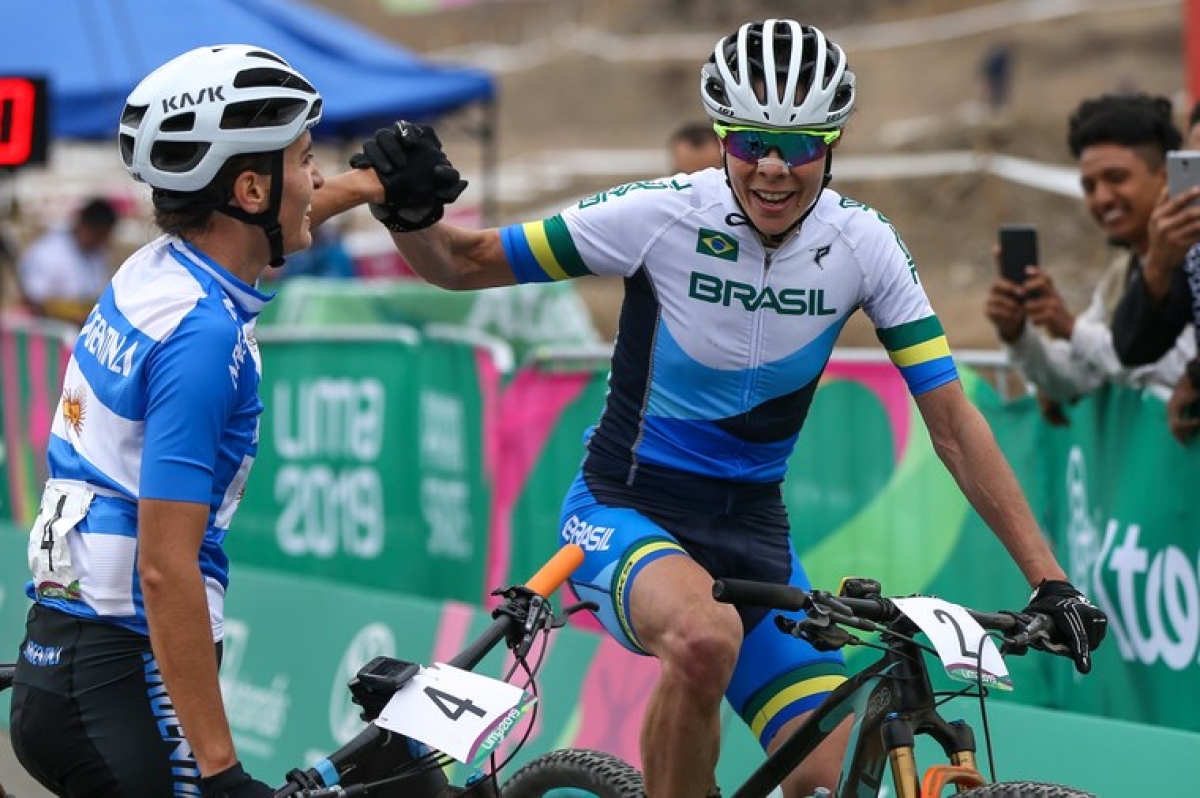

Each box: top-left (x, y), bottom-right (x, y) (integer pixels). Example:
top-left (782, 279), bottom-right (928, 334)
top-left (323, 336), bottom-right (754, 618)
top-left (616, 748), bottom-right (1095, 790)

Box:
top-left (214, 149), bottom-right (287, 268)
top-left (722, 148), bottom-right (835, 247)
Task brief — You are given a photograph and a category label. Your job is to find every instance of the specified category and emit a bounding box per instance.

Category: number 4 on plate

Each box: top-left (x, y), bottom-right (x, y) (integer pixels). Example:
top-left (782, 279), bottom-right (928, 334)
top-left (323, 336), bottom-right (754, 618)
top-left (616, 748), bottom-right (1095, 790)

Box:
top-left (376, 663), bottom-right (536, 766)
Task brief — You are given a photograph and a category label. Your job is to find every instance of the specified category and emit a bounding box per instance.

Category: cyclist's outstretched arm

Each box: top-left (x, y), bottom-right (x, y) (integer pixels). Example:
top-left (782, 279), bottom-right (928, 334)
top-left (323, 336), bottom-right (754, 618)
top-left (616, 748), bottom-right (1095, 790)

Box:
top-left (391, 223), bottom-right (516, 291)
top-left (913, 380), bottom-right (1067, 587)
top-left (309, 167), bottom-right (382, 228)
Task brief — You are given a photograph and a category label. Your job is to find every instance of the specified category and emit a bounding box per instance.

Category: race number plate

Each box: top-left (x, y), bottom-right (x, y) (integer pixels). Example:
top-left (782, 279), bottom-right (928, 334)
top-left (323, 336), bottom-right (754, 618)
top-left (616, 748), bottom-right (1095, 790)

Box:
top-left (892, 596), bottom-right (1013, 691)
top-left (375, 662), bottom-right (536, 765)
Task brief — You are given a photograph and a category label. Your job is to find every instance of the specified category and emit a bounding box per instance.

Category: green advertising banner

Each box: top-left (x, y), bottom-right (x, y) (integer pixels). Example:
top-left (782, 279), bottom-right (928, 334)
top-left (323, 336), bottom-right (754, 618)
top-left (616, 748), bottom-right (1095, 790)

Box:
top-left (3, 528), bottom-right (1196, 797)
top-left (1033, 384), bottom-right (1200, 728)
top-left (228, 328), bottom-right (501, 604)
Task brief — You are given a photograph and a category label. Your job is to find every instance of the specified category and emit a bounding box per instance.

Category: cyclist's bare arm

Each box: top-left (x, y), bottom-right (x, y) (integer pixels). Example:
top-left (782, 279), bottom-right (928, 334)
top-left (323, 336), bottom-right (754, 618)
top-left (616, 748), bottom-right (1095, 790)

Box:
top-left (390, 224), bottom-right (516, 290)
top-left (139, 498), bottom-right (239, 777)
top-left (914, 380), bottom-right (1068, 587)
top-left (309, 168), bottom-right (382, 227)
top-left (307, 167), bottom-right (516, 290)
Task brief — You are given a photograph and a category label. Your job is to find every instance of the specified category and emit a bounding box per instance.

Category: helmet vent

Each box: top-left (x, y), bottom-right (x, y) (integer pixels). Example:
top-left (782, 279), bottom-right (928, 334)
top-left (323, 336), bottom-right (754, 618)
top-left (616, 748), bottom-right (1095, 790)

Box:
top-left (160, 112), bottom-right (195, 133)
top-left (703, 74), bottom-right (730, 108)
top-left (121, 103), bottom-right (148, 129)
top-left (234, 67), bottom-right (315, 95)
top-left (119, 133), bottom-right (135, 167)
top-left (150, 140), bottom-right (210, 174)
top-left (243, 49), bottom-right (290, 67)
top-left (222, 97), bottom-right (308, 130)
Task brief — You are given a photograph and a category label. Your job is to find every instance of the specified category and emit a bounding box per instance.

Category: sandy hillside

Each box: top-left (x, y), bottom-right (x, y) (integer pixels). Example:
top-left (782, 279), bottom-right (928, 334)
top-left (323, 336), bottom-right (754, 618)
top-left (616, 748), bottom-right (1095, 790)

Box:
top-left (326, 0), bottom-right (1185, 350)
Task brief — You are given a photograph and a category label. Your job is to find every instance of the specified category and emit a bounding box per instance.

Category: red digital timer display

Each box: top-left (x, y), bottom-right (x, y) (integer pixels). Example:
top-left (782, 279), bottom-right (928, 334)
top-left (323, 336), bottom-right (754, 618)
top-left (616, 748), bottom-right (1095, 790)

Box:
top-left (0, 77), bottom-right (49, 168)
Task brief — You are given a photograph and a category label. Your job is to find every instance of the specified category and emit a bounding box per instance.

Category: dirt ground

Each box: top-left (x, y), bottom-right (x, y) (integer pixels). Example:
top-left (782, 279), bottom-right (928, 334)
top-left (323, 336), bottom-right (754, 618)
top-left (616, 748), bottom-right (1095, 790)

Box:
top-left (334, 0), bottom-right (1184, 351)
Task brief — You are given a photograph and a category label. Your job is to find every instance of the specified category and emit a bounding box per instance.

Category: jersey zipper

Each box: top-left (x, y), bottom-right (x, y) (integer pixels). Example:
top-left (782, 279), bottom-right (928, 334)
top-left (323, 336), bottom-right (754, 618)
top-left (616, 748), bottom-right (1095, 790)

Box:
top-left (734, 245), bottom-right (775, 476)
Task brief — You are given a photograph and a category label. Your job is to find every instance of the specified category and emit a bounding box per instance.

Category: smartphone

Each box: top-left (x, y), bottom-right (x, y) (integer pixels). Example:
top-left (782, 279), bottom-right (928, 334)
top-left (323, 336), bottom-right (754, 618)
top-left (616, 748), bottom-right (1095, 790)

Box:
top-left (1167, 150), bottom-right (1200, 205)
top-left (998, 224), bottom-right (1038, 284)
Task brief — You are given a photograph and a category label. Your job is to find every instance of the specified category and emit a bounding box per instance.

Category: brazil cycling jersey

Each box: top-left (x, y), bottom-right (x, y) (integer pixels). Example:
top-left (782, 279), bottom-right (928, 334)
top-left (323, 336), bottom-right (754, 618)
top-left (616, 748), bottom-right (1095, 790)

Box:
top-left (28, 235), bottom-right (270, 640)
top-left (500, 168), bottom-right (958, 485)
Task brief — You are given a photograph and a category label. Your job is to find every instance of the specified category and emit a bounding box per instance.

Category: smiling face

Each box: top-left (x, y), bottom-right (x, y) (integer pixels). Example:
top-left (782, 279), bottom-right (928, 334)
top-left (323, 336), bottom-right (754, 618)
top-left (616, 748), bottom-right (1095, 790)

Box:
top-left (723, 143), bottom-right (831, 238)
top-left (278, 131), bottom-right (325, 256)
top-left (1077, 142), bottom-right (1165, 252)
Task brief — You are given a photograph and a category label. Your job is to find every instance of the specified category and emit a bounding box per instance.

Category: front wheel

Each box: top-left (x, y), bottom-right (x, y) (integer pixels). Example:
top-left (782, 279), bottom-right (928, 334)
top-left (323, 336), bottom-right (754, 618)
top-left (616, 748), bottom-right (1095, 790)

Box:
top-left (501, 748), bottom-right (644, 797)
top-left (957, 782), bottom-right (1094, 798)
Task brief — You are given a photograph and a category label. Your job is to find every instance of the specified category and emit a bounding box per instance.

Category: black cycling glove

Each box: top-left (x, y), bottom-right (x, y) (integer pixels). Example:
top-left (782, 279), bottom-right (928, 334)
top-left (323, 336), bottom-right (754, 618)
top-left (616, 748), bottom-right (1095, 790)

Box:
top-left (200, 761), bottom-right (275, 798)
top-left (350, 120), bottom-right (468, 232)
top-left (1022, 579), bottom-right (1108, 674)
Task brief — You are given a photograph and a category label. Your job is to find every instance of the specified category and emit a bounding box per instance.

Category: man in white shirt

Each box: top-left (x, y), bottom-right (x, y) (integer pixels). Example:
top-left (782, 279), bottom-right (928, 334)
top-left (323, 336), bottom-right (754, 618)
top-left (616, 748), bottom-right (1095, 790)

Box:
top-left (985, 93), bottom-right (1197, 423)
top-left (18, 197), bottom-right (118, 326)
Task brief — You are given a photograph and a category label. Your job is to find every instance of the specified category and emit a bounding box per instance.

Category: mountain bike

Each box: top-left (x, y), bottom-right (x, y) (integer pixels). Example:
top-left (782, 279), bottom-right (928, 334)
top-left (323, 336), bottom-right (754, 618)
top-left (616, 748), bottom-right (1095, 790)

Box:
top-left (0, 544), bottom-right (642, 798)
top-left (503, 576), bottom-right (1093, 798)
top-left (272, 541), bottom-right (642, 797)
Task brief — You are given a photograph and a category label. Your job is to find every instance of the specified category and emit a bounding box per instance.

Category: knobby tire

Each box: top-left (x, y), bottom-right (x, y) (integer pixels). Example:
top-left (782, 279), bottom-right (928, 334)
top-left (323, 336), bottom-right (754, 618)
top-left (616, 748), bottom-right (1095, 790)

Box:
top-left (957, 781), bottom-right (1094, 798)
top-left (500, 748), bottom-right (644, 798)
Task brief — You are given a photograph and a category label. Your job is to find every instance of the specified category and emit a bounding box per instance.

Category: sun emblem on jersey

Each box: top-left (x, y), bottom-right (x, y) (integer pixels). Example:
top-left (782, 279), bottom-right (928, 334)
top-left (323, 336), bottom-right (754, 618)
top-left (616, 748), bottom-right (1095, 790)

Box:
top-left (62, 387), bottom-right (87, 435)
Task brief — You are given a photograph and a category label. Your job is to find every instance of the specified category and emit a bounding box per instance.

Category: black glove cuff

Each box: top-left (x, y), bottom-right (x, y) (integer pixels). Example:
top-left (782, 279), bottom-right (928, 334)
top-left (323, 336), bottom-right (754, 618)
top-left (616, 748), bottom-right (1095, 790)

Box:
top-left (201, 761), bottom-right (248, 794)
top-left (1028, 579), bottom-right (1079, 602)
top-left (369, 201), bottom-right (444, 233)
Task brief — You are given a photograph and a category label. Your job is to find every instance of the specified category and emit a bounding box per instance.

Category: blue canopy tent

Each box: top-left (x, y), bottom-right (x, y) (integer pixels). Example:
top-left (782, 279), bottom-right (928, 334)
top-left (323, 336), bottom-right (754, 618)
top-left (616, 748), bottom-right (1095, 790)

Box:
top-left (0, 0), bottom-right (498, 216)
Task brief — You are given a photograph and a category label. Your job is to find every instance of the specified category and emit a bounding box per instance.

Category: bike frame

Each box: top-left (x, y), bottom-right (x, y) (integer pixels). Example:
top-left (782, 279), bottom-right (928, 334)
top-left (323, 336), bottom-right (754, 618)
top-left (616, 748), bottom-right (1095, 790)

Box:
top-left (732, 620), bottom-right (985, 798)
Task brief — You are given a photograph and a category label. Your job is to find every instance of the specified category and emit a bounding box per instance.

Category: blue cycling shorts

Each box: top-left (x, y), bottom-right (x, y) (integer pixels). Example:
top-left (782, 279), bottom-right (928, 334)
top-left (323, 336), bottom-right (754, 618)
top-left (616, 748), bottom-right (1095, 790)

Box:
top-left (559, 470), bottom-right (846, 749)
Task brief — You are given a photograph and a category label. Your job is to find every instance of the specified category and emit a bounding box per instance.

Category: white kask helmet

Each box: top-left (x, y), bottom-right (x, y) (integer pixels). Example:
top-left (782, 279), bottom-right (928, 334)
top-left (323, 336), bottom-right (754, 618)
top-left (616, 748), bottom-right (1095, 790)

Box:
top-left (700, 19), bottom-right (856, 130)
top-left (119, 44), bottom-right (322, 192)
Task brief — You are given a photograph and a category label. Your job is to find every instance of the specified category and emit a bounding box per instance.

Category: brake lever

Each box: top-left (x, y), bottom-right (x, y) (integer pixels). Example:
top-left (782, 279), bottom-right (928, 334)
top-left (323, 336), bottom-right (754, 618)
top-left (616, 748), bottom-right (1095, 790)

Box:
top-left (1003, 613), bottom-right (1069, 657)
top-left (561, 600), bottom-right (600, 620)
top-left (775, 612), bottom-right (855, 652)
top-left (511, 599), bottom-right (598, 661)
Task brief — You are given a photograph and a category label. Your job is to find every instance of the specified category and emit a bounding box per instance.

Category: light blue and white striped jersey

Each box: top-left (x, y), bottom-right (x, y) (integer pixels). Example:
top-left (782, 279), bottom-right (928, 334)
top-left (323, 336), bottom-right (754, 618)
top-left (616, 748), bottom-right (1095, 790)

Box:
top-left (30, 235), bottom-right (272, 641)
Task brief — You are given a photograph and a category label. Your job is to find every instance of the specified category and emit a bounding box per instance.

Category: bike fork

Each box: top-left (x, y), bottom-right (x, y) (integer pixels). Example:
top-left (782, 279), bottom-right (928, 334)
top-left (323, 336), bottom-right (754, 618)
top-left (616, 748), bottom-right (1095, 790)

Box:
top-left (882, 715), bottom-right (920, 798)
top-left (920, 720), bottom-right (985, 795)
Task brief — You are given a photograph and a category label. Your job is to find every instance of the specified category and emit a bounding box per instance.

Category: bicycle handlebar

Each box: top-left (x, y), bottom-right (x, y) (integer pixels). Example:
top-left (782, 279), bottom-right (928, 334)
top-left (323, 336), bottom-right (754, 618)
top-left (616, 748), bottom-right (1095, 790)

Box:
top-left (525, 543), bottom-right (585, 599)
top-left (451, 543), bottom-right (584, 672)
top-left (712, 578), bottom-right (1050, 642)
top-left (275, 544), bottom-right (585, 797)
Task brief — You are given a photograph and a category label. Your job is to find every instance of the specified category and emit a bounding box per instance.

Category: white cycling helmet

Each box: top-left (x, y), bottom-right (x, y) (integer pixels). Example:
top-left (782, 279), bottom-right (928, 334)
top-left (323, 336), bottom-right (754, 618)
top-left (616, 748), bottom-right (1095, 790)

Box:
top-left (700, 19), bottom-right (855, 130)
top-left (119, 44), bottom-right (322, 192)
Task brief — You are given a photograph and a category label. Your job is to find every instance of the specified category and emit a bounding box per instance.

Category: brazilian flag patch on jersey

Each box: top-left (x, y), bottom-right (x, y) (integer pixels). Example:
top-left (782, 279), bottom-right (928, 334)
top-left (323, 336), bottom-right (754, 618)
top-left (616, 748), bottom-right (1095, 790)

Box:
top-left (696, 228), bottom-right (739, 262)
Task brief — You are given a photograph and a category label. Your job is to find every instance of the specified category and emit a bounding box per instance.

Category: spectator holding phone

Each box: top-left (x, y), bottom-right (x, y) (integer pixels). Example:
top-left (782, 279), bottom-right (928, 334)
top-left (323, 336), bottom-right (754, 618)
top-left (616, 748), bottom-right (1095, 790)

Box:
top-left (1113, 99), bottom-right (1200, 443)
top-left (984, 93), bottom-right (1196, 424)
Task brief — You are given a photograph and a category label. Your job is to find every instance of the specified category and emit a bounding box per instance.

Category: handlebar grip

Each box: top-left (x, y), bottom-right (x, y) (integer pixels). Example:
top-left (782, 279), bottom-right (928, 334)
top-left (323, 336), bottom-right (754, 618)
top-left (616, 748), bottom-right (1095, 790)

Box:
top-left (712, 578), bottom-right (806, 611)
top-left (525, 543), bottom-right (585, 598)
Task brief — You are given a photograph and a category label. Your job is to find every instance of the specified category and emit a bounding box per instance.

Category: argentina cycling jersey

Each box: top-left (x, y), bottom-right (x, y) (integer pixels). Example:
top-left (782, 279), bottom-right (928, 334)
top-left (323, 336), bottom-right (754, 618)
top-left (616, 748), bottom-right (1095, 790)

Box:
top-left (499, 168), bottom-right (958, 483)
top-left (32, 235), bottom-right (269, 640)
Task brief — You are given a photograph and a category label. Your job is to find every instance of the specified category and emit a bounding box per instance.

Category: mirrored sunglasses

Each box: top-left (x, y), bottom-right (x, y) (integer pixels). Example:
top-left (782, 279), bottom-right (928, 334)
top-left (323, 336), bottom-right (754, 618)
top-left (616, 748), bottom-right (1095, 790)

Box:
top-left (713, 123), bottom-right (841, 167)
